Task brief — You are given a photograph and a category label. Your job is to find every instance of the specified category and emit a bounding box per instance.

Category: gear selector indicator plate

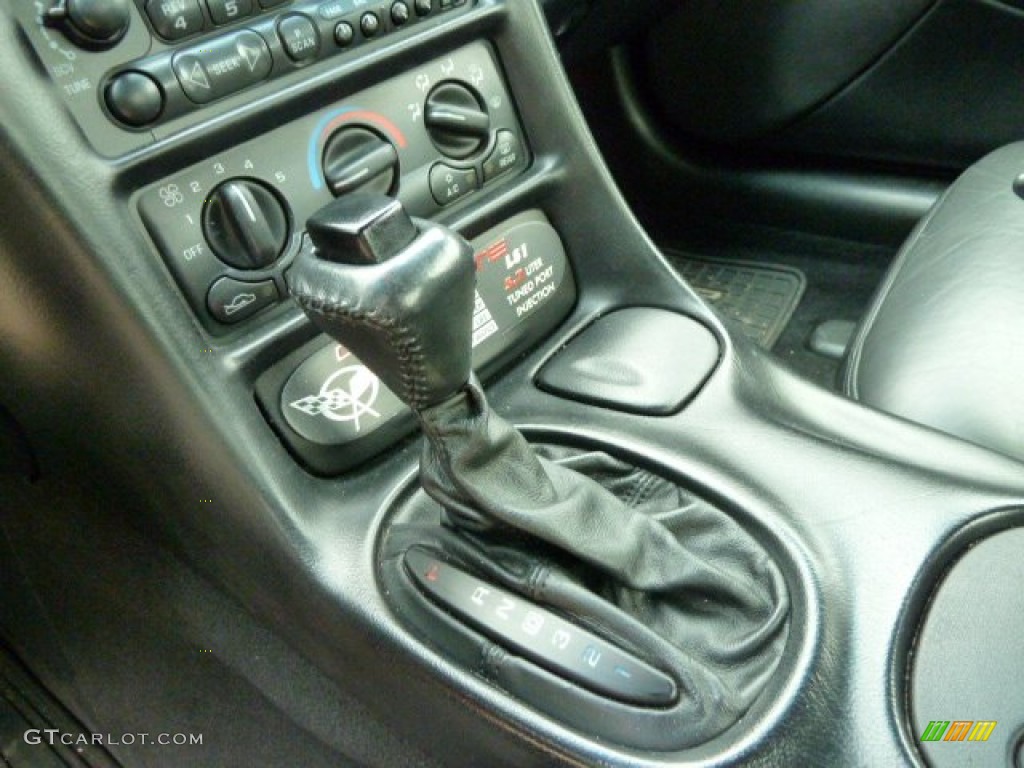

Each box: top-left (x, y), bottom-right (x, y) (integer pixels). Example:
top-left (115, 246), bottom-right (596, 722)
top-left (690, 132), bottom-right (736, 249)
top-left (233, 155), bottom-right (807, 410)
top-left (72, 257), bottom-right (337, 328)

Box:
top-left (404, 547), bottom-right (677, 706)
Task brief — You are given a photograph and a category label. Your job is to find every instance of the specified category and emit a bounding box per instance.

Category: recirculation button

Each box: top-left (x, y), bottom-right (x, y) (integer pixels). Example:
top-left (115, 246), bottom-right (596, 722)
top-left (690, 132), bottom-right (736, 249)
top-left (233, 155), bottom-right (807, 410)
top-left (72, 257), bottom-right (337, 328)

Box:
top-left (207, 277), bottom-right (278, 324)
top-left (483, 130), bottom-right (524, 182)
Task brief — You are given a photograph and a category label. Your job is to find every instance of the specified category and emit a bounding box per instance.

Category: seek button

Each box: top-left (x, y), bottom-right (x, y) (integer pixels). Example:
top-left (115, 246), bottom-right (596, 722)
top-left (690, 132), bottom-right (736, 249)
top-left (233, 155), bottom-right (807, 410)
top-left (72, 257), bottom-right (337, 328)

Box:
top-left (172, 31), bottom-right (272, 104)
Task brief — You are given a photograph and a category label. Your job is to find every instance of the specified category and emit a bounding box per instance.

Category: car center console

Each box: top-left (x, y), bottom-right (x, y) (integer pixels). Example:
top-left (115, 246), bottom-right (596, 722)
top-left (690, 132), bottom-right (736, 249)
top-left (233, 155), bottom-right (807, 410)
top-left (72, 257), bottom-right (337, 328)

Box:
top-left (3, 1), bottom-right (1024, 766)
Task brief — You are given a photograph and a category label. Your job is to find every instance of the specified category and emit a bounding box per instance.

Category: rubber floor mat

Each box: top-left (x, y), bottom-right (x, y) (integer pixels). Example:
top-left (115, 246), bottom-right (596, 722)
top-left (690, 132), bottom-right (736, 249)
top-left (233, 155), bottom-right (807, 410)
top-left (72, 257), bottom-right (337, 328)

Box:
top-left (666, 253), bottom-right (806, 348)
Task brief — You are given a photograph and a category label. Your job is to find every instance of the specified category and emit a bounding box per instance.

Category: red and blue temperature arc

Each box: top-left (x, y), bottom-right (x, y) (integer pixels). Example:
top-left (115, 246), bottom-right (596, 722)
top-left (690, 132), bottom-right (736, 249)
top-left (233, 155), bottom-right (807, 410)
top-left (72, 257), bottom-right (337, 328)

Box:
top-left (308, 107), bottom-right (408, 191)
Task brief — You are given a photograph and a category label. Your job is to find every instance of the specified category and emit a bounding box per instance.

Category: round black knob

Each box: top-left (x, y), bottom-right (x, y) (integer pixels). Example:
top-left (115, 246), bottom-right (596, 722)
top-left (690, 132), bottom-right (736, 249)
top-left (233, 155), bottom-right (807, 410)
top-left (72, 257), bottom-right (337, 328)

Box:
top-left (423, 82), bottom-right (490, 160)
top-left (203, 180), bottom-right (289, 270)
top-left (105, 71), bottom-right (164, 127)
top-left (45, 0), bottom-right (131, 50)
top-left (321, 127), bottom-right (399, 198)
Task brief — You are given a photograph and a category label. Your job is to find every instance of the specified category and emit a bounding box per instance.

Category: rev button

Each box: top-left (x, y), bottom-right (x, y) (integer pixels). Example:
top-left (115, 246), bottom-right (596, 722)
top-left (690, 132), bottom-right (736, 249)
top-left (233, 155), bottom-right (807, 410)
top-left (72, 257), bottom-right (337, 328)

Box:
top-left (145, 0), bottom-right (204, 41)
top-left (172, 30), bottom-right (271, 104)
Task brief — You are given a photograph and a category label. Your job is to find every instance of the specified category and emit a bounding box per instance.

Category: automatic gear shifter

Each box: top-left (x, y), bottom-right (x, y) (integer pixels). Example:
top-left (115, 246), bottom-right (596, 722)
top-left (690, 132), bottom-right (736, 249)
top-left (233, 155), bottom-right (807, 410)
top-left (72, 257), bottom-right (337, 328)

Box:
top-left (289, 194), bottom-right (790, 750)
top-left (289, 194), bottom-right (476, 410)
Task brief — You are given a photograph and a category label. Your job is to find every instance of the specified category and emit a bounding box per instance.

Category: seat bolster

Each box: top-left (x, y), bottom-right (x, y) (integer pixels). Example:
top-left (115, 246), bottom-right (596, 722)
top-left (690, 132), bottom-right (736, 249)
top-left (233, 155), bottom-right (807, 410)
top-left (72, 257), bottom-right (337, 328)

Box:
top-left (843, 142), bottom-right (1024, 462)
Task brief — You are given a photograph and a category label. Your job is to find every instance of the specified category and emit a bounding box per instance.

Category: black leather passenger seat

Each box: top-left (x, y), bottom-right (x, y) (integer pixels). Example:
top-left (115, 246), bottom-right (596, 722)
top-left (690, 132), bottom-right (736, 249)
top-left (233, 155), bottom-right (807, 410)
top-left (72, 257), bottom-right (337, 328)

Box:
top-left (843, 142), bottom-right (1024, 463)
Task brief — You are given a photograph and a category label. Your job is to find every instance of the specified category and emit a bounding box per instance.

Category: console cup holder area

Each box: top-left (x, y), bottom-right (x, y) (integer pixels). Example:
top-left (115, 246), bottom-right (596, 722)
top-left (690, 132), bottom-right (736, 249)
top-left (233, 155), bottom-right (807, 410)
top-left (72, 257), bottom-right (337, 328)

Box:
top-left (377, 444), bottom-right (800, 753)
top-left (909, 523), bottom-right (1024, 768)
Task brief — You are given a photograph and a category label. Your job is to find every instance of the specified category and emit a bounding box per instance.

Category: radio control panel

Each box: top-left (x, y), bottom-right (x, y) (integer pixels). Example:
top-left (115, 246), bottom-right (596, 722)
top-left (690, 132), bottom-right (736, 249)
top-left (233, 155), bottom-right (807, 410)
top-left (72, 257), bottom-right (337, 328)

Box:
top-left (134, 42), bottom-right (529, 333)
top-left (14, 0), bottom-right (473, 156)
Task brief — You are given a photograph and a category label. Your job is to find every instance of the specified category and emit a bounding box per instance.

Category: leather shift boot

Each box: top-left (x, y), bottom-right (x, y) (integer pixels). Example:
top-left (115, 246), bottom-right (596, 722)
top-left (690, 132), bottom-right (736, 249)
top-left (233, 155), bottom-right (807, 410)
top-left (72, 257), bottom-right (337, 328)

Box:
top-left (381, 376), bottom-right (790, 749)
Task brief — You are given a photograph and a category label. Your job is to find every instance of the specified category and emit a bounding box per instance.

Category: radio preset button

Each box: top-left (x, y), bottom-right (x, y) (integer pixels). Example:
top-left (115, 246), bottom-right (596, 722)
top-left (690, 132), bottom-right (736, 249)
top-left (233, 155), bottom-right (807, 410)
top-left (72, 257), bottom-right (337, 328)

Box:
top-left (172, 30), bottom-right (272, 104)
top-left (414, 0), bottom-right (431, 15)
top-left (146, 0), bottom-right (204, 40)
top-left (277, 14), bottom-right (321, 63)
top-left (206, 0), bottom-right (254, 25)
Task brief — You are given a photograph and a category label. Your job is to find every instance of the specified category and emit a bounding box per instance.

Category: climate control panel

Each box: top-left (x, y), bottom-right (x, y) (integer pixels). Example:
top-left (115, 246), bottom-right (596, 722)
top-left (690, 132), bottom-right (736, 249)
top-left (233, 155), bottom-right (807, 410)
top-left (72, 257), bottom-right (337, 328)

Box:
top-left (134, 42), bottom-right (529, 332)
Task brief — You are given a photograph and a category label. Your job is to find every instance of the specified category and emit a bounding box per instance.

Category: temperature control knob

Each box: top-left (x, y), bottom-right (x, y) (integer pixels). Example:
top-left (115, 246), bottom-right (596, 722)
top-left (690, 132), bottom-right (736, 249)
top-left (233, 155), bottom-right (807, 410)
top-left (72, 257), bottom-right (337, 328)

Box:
top-left (321, 127), bottom-right (399, 198)
top-left (44, 0), bottom-right (131, 50)
top-left (423, 82), bottom-right (491, 160)
top-left (203, 179), bottom-right (289, 270)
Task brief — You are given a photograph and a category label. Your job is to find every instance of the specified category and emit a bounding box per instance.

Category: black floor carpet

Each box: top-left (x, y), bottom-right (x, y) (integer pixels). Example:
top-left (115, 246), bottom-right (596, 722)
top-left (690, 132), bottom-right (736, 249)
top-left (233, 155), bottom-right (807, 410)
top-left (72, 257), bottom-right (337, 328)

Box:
top-left (660, 223), bottom-right (895, 389)
top-left (0, 643), bottom-right (117, 767)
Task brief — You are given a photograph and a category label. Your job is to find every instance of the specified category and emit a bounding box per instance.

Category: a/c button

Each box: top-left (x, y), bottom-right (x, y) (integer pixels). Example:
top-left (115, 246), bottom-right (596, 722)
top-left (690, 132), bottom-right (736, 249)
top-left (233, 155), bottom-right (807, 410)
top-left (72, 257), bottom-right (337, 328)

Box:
top-left (429, 163), bottom-right (477, 206)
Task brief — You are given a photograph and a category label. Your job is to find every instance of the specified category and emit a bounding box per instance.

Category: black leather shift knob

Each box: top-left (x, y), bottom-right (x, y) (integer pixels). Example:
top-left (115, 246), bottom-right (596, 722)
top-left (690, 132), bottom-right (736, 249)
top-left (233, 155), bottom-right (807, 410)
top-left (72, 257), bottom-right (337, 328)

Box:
top-left (288, 193), bottom-right (477, 410)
